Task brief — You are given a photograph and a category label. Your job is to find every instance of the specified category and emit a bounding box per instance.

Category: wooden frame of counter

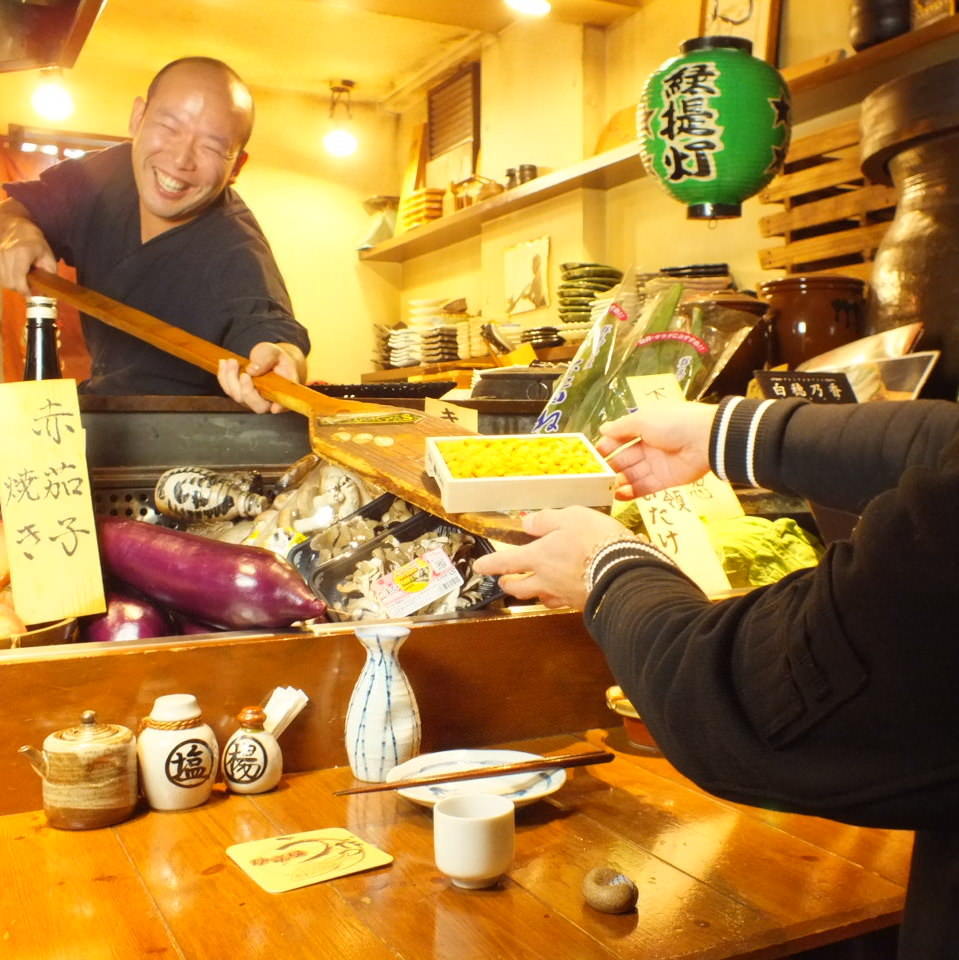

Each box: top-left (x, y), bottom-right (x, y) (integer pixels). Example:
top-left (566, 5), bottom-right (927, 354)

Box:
top-left (1, 607), bottom-right (615, 816)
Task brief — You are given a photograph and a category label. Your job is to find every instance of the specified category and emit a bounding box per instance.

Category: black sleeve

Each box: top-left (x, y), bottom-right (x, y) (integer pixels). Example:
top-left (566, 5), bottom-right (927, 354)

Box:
top-left (586, 398), bottom-right (959, 830)
top-left (710, 397), bottom-right (959, 513)
top-left (203, 235), bottom-right (311, 360)
top-left (3, 154), bottom-right (93, 265)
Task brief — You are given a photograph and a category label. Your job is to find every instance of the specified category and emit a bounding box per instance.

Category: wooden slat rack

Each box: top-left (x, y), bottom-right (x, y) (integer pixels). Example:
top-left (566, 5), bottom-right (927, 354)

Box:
top-left (757, 118), bottom-right (898, 281)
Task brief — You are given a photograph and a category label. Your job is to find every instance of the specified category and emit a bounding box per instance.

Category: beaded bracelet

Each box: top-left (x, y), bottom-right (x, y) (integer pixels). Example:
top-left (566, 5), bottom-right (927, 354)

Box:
top-left (583, 535), bottom-right (679, 596)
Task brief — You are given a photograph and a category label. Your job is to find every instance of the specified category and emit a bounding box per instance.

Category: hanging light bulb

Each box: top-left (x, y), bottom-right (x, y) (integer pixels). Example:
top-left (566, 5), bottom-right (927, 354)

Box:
top-left (505, 0), bottom-right (552, 15)
top-left (31, 69), bottom-right (75, 123)
top-left (323, 80), bottom-right (358, 157)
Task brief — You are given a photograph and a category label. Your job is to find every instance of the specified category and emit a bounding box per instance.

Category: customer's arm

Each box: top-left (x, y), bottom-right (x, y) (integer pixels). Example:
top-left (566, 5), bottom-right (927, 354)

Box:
top-left (589, 397), bottom-right (959, 830)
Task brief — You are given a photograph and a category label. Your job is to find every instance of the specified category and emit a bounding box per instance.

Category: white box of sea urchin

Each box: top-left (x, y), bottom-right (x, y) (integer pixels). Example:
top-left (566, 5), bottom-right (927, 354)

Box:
top-left (424, 433), bottom-right (617, 514)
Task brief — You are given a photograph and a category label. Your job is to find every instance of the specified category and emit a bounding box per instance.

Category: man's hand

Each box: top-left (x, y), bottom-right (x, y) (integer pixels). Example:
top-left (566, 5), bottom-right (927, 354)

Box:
top-left (0, 198), bottom-right (57, 295)
top-left (217, 341), bottom-right (306, 414)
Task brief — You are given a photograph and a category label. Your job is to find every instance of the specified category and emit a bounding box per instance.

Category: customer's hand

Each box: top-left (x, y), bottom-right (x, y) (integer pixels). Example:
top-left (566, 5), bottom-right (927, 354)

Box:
top-left (217, 342), bottom-right (304, 414)
top-left (595, 401), bottom-right (718, 499)
top-left (472, 506), bottom-right (633, 610)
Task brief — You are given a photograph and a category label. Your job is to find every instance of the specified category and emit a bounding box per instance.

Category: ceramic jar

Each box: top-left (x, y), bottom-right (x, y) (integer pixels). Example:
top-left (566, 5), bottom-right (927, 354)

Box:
top-left (222, 706), bottom-right (282, 794)
top-left (345, 623), bottom-right (421, 782)
top-left (137, 694), bottom-right (218, 811)
top-left (861, 59), bottom-right (959, 399)
top-left (18, 710), bottom-right (137, 830)
top-left (849, 0), bottom-right (910, 51)
top-left (758, 275), bottom-right (866, 369)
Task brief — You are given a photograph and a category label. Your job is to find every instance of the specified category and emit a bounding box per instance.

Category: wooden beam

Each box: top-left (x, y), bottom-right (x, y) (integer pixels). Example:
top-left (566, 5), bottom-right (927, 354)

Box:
top-left (345, 0), bottom-right (644, 32)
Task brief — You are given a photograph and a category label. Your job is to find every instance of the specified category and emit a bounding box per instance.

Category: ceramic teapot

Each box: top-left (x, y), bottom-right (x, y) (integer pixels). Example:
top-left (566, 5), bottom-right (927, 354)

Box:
top-left (19, 710), bottom-right (138, 830)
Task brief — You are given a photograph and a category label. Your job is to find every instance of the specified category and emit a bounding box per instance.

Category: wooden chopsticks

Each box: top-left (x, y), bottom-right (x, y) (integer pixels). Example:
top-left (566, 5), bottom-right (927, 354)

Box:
top-left (603, 435), bottom-right (644, 462)
top-left (333, 749), bottom-right (614, 796)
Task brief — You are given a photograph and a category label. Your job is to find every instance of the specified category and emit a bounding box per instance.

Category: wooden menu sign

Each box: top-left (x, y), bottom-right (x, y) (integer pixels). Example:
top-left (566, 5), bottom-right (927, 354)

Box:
top-left (0, 379), bottom-right (105, 624)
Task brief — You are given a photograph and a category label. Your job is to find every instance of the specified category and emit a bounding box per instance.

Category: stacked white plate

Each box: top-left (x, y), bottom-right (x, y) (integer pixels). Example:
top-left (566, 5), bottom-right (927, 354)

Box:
top-left (408, 297), bottom-right (450, 332)
top-left (387, 327), bottom-right (422, 367)
top-left (466, 316), bottom-right (487, 358)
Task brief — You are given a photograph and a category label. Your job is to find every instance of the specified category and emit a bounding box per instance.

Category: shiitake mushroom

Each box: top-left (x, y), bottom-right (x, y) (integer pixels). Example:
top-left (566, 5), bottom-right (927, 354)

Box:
top-left (582, 865), bottom-right (639, 914)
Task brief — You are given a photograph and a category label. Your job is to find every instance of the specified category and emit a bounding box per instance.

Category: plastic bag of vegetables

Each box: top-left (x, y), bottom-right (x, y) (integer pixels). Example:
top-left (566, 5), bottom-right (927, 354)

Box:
top-left (562, 283), bottom-right (762, 442)
top-left (531, 269), bottom-right (645, 435)
top-left (563, 281), bottom-right (684, 437)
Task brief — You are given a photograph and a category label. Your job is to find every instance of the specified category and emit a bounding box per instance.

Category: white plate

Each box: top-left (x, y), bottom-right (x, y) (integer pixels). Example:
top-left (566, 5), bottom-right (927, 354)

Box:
top-left (386, 749), bottom-right (567, 808)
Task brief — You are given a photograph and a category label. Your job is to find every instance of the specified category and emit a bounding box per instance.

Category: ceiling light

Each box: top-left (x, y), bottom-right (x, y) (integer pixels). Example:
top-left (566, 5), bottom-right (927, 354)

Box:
top-left (324, 79), bottom-right (357, 157)
top-left (31, 69), bottom-right (74, 123)
top-left (505, 0), bottom-right (552, 15)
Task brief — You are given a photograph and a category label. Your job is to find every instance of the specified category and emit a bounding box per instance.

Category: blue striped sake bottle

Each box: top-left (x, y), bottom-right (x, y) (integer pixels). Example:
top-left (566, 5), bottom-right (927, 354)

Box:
top-left (345, 624), bottom-right (421, 782)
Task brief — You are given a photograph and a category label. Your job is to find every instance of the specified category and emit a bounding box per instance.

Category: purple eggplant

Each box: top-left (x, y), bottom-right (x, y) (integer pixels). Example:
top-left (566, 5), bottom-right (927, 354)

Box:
top-left (96, 516), bottom-right (327, 629)
top-left (172, 612), bottom-right (226, 635)
top-left (81, 586), bottom-right (176, 643)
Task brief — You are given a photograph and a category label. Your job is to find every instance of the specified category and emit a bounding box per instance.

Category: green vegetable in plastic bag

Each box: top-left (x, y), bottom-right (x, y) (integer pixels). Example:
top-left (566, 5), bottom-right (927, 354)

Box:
top-left (532, 270), bottom-right (645, 434)
top-left (704, 515), bottom-right (824, 588)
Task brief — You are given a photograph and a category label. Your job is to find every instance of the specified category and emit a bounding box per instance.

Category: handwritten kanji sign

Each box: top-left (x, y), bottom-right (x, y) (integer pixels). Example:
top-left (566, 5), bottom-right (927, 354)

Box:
top-left (621, 373), bottom-right (735, 594)
top-left (0, 380), bottom-right (105, 624)
top-left (626, 373), bottom-right (743, 521)
top-left (635, 486), bottom-right (731, 597)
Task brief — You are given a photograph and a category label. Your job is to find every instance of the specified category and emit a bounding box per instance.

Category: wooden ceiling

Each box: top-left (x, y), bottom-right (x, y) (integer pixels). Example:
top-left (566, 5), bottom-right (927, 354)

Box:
top-left (77, 0), bottom-right (646, 104)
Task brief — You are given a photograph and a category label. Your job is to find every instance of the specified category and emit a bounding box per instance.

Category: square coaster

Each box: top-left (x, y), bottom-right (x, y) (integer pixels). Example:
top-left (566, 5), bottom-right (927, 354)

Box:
top-left (227, 828), bottom-right (393, 893)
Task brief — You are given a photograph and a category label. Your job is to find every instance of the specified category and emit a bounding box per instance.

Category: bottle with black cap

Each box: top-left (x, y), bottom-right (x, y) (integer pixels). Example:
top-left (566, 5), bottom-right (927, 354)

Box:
top-left (22, 296), bottom-right (62, 380)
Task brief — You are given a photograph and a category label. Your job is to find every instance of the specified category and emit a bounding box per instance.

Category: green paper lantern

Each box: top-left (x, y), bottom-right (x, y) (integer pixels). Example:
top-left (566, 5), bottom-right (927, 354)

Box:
top-left (640, 36), bottom-right (791, 220)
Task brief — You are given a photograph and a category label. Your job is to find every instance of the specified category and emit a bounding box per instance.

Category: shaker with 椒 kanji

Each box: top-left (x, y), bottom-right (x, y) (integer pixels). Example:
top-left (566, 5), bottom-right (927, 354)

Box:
top-left (23, 295), bottom-right (62, 380)
top-left (222, 705), bottom-right (282, 794)
top-left (137, 694), bottom-right (218, 810)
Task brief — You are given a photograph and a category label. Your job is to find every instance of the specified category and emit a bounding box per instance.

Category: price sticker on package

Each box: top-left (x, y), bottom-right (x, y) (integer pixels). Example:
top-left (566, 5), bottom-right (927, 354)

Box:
top-left (371, 547), bottom-right (463, 619)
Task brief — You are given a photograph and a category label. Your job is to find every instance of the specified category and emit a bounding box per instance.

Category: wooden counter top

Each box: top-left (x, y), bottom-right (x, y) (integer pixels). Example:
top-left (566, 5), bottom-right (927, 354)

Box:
top-left (1, 729), bottom-right (911, 959)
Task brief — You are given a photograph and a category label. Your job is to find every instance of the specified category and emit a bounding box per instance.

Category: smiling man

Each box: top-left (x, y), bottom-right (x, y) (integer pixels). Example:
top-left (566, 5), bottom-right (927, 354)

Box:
top-left (0, 57), bottom-right (310, 412)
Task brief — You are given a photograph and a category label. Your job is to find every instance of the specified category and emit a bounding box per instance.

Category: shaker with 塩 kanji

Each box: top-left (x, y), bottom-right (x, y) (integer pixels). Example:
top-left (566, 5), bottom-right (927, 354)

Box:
top-left (137, 694), bottom-right (218, 810)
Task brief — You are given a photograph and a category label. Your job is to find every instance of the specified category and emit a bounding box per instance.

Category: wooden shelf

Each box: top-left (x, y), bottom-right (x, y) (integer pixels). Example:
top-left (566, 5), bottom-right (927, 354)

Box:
top-left (361, 360), bottom-right (494, 383)
top-left (361, 344), bottom-right (578, 383)
top-left (784, 15), bottom-right (959, 120)
top-left (359, 141), bottom-right (645, 263)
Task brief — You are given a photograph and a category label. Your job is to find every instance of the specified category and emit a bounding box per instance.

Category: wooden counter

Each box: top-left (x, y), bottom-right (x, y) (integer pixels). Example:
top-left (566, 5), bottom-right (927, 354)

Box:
top-left (0, 729), bottom-right (911, 959)
top-left (2, 608), bottom-right (615, 816)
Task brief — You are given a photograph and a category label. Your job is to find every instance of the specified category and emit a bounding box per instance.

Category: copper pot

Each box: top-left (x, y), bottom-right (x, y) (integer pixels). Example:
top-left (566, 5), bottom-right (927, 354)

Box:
top-left (758, 275), bottom-right (866, 369)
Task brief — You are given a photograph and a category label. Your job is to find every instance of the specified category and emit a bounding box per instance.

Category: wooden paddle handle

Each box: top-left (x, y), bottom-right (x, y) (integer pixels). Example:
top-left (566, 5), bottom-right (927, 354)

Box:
top-left (27, 268), bottom-right (362, 418)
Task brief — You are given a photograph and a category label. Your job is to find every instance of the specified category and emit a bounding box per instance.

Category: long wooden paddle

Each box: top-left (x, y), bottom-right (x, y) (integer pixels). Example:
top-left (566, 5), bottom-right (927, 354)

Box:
top-left (29, 269), bottom-right (532, 544)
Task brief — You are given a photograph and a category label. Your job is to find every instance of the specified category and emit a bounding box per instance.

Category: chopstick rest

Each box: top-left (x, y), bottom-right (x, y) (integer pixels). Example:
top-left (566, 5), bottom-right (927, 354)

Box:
top-left (334, 749), bottom-right (614, 796)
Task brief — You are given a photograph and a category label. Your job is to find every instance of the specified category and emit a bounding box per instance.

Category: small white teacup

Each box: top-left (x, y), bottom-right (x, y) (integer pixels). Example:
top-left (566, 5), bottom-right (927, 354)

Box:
top-left (433, 793), bottom-right (515, 889)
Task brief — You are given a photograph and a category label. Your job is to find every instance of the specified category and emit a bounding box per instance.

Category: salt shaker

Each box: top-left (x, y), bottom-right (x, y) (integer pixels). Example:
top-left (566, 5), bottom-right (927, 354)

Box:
top-left (137, 694), bottom-right (218, 810)
top-left (222, 705), bottom-right (282, 794)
